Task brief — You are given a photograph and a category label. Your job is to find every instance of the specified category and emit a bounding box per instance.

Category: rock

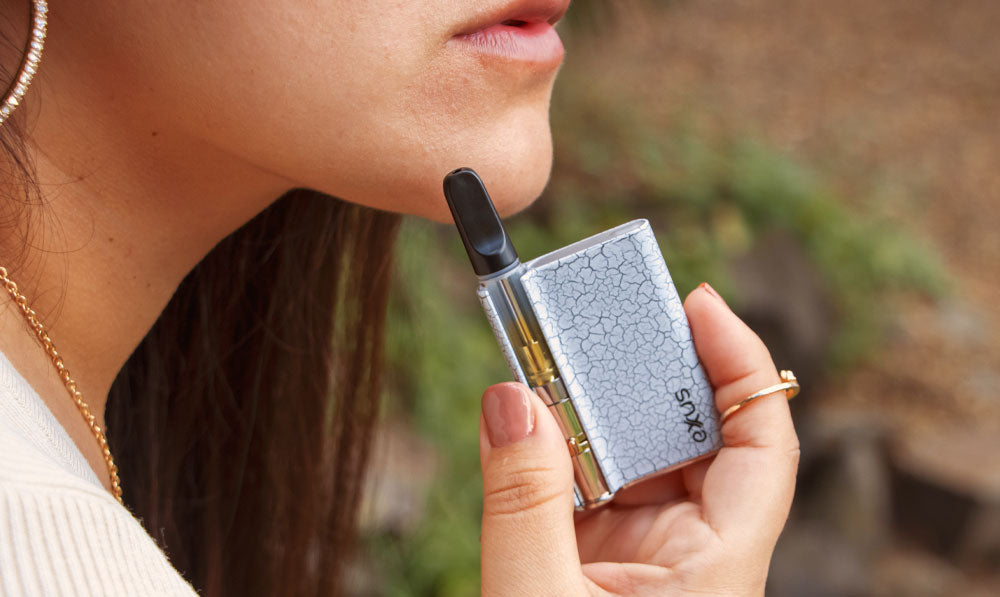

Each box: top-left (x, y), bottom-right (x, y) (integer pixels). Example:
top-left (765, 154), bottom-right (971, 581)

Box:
top-left (729, 232), bottom-right (837, 388)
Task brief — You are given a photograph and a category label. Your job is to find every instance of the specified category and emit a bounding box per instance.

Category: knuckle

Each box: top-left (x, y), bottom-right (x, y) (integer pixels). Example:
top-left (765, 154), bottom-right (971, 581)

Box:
top-left (787, 443), bottom-right (801, 469)
top-left (483, 465), bottom-right (567, 517)
top-left (786, 430), bottom-right (802, 467)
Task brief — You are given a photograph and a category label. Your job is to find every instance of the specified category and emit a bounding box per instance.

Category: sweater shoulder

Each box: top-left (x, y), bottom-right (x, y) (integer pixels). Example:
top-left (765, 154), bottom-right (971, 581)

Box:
top-left (0, 424), bottom-right (199, 596)
top-left (0, 462), bottom-right (199, 596)
top-left (0, 353), bottom-right (198, 596)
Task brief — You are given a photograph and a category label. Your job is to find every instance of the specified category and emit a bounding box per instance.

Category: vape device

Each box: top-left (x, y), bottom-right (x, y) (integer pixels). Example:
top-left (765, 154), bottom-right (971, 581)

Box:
top-left (443, 168), bottom-right (722, 509)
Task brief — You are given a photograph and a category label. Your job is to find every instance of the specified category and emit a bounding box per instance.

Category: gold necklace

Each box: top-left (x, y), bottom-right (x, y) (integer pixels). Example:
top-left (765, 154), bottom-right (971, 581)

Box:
top-left (0, 266), bottom-right (123, 504)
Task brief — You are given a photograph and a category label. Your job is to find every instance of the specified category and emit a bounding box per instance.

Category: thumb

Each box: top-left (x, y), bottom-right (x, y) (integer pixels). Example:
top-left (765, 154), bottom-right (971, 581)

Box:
top-left (479, 382), bottom-right (588, 596)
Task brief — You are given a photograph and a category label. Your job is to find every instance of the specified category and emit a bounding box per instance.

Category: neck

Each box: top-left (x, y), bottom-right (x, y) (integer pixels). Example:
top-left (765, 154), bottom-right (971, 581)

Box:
top-left (0, 18), bottom-right (292, 490)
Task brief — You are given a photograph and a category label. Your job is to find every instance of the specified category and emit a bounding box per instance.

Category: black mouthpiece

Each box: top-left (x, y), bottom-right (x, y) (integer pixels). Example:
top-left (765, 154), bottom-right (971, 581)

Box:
top-left (443, 168), bottom-right (519, 276)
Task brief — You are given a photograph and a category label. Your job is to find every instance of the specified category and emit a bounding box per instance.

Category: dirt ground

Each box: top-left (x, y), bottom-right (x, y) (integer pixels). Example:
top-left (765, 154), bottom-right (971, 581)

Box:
top-left (574, 0), bottom-right (1000, 593)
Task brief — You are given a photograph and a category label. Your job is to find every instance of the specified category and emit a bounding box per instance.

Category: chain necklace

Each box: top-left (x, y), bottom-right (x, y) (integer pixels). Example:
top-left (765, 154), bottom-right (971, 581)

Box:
top-left (0, 4), bottom-right (122, 504)
top-left (0, 267), bottom-right (123, 504)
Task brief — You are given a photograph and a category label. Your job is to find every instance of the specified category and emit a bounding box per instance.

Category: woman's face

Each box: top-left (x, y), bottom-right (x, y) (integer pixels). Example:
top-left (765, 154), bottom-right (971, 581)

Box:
top-left (61, 0), bottom-right (570, 222)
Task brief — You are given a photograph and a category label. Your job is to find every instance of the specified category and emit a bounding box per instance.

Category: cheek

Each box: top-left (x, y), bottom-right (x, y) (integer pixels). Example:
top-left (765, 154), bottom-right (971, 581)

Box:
top-left (103, 1), bottom-right (558, 221)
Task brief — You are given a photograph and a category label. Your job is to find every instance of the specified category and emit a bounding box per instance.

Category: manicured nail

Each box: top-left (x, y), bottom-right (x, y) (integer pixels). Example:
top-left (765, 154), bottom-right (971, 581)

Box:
top-left (699, 282), bottom-right (724, 302)
top-left (482, 384), bottom-right (535, 448)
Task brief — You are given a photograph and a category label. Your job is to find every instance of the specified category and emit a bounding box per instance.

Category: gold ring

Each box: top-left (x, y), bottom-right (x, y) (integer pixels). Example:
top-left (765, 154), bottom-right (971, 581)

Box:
top-left (720, 370), bottom-right (800, 423)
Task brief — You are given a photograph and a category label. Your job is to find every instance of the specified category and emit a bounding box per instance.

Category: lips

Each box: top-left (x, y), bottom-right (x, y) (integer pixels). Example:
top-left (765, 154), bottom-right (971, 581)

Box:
top-left (454, 0), bottom-right (571, 37)
top-left (451, 0), bottom-right (571, 65)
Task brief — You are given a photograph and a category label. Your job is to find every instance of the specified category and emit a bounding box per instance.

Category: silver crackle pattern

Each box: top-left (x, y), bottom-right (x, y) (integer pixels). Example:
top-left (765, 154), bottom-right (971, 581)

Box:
top-left (520, 221), bottom-right (722, 492)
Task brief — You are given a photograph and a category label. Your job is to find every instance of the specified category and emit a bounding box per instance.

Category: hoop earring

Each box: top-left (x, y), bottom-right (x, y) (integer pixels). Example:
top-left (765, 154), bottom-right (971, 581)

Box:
top-left (0, 0), bottom-right (48, 126)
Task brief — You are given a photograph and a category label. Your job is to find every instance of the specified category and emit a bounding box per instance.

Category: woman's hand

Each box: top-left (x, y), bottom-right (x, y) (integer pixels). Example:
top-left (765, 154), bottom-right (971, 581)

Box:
top-left (478, 283), bottom-right (800, 596)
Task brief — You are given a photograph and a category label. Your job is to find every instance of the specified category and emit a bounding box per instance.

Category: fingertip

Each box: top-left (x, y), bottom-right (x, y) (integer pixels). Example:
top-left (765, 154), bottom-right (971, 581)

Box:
top-left (684, 282), bottom-right (726, 308)
top-left (478, 382), bottom-right (566, 456)
top-left (685, 285), bottom-right (770, 385)
top-left (481, 380), bottom-right (532, 404)
top-left (481, 382), bottom-right (536, 449)
top-left (684, 283), bottom-right (735, 335)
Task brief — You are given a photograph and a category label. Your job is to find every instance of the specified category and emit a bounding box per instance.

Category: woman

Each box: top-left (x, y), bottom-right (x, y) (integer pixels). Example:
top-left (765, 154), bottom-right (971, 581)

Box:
top-left (0, 0), bottom-right (799, 595)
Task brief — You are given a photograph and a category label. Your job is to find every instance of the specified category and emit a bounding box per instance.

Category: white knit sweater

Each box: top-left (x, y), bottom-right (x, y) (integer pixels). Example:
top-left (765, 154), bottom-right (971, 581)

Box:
top-left (0, 352), bottom-right (197, 596)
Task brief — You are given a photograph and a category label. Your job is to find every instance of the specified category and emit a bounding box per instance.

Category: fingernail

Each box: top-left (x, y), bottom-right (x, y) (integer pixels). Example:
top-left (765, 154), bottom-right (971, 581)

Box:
top-left (482, 384), bottom-right (535, 448)
top-left (699, 282), bottom-right (725, 303)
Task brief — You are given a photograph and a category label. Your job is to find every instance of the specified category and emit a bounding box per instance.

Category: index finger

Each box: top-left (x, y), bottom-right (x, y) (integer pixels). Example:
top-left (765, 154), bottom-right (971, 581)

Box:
top-left (684, 283), bottom-right (800, 551)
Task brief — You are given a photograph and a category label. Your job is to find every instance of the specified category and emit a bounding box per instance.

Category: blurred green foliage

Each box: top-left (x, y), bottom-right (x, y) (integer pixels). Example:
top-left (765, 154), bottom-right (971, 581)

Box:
top-left (362, 9), bottom-right (946, 595)
top-left (545, 88), bottom-right (946, 364)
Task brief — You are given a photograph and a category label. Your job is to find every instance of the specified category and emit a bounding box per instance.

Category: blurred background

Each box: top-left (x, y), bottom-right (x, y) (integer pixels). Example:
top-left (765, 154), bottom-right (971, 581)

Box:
top-left (353, 1), bottom-right (1000, 594)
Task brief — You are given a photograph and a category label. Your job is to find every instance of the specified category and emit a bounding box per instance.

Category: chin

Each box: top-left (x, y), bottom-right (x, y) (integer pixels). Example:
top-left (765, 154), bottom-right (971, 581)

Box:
top-left (291, 88), bottom-right (558, 225)
top-left (413, 161), bottom-right (552, 224)
top-left (399, 121), bottom-right (555, 225)
top-left (297, 143), bottom-right (553, 224)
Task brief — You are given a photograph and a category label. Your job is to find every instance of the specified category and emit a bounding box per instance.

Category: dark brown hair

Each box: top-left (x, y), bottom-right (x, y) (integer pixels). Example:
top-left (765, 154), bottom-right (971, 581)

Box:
top-left (2, 18), bottom-right (402, 594)
top-left (106, 193), bottom-right (400, 596)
